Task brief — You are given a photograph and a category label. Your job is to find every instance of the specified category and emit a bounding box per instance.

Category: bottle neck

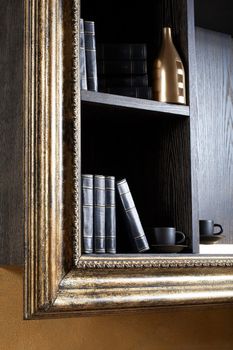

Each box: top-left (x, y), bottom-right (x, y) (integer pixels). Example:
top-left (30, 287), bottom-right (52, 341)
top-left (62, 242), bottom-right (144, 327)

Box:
top-left (162, 27), bottom-right (172, 41)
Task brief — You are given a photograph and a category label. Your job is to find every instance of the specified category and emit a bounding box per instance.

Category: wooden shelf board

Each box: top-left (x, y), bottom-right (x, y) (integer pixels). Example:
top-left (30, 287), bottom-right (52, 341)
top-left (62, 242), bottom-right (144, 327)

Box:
top-left (81, 90), bottom-right (190, 117)
top-left (80, 253), bottom-right (194, 259)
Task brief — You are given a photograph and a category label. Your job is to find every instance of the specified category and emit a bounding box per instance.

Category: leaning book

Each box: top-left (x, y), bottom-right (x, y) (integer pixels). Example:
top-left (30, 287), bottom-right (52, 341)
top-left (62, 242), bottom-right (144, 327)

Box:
top-left (117, 179), bottom-right (149, 252)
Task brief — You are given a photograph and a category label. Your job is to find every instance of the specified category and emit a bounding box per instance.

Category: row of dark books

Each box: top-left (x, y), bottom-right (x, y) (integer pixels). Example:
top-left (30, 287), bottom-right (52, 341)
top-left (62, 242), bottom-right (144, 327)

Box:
top-left (82, 174), bottom-right (150, 254)
top-left (97, 43), bottom-right (152, 99)
top-left (79, 19), bottom-right (152, 99)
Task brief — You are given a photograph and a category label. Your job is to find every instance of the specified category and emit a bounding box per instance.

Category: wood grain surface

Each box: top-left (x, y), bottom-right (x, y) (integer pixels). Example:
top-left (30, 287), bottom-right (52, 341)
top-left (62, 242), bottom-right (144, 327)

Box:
top-left (196, 27), bottom-right (233, 245)
top-left (0, 0), bottom-right (24, 265)
top-left (81, 91), bottom-right (190, 117)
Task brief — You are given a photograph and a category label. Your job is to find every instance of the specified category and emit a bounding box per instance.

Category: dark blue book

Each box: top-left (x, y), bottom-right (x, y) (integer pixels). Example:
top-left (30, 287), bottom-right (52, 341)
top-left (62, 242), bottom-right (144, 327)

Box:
top-left (117, 179), bottom-right (149, 253)
top-left (94, 175), bottom-right (105, 253)
top-left (80, 19), bottom-right (87, 90)
top-left (82, 174), bottom-right (93, 253)
top-left (84, 21), bottom-right (98, 91)
top-left (105, 176), bottom-right (116, 254)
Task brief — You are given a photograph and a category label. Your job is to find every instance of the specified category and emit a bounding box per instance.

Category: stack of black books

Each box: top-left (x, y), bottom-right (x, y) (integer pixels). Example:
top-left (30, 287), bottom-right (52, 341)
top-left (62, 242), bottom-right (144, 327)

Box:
top-left (97, 43), bottom-right (152, 99)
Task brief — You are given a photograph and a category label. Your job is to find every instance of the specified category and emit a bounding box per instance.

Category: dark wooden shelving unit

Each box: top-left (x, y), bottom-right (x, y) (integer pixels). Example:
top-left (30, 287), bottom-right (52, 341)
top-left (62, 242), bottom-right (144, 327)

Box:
top-left (80, 0), bottom-right (198, 256)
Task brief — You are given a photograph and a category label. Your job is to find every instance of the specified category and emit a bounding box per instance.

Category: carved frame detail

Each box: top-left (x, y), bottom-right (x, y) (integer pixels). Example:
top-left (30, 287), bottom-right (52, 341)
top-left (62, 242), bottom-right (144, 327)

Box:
top-left (24, 0), bottom-right (233, 319)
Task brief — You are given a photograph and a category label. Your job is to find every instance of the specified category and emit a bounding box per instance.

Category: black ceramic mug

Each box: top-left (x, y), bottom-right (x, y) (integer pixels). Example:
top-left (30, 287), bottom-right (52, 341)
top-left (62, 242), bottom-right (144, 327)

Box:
top-left (199, 220), bottom-right (223, 236)
top-left (150, 227), bottom-right (186, 245)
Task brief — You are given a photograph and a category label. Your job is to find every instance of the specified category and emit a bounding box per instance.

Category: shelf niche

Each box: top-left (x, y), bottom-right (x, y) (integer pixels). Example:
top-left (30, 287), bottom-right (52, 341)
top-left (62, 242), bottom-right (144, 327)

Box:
top-left (79, 0), bottom-right (197, 255)
top-left (81, 0), bottom-right (190, 103)
top-left (81, 101), bottom-right (193, 254)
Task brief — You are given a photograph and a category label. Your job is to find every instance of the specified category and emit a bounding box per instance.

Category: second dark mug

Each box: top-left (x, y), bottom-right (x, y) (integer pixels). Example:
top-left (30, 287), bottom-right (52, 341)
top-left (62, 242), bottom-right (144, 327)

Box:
top-left (199, 220), bottom-right (223, 236)
top-left (149, 227), bottom-right (186, 245)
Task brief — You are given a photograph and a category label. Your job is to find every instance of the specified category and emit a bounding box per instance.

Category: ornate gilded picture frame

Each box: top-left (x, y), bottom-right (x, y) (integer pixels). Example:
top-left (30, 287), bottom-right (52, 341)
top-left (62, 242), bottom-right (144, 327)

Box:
top-left (24, 0), bottom-right (233, 319)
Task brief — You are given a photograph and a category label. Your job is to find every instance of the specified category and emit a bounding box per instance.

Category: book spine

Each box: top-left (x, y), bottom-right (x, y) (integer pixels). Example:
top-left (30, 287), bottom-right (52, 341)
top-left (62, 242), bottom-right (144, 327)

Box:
top-left (98, 75), bottom-right (148, 88)
top-left (97, 60), bottom-right (147, 75)
top-left (97, 43), bottom-right (147, 60)
top-left (80, 18), bottom-right (87, 90)
top-left (82, 174), bottom-right (93, 253)
top-left (105, 176), bottom-right (116, 254)
top-left (84, 21), bottom-right (98, 91)
top-left (117, 179), bottom-right (149, 252)
top-left (100, 87), bottom-right (152, 99)
top-left (94, 175), bottom-right (105, 253)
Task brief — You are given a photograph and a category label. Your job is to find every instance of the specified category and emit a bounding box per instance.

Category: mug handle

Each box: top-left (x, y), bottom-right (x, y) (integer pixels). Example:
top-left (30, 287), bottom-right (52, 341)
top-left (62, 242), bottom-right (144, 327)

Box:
top-left (213, 224), bottom-right (223, 235)
top-left (176, 231), bottom-right (186, 244)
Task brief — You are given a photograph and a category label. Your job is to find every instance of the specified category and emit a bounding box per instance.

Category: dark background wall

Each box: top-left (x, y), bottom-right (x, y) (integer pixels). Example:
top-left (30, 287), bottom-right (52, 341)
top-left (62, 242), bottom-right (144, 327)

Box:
top-left (1, 266), bottom-right (233, 350)
top-left (195, 27), bottom-right (233, 244)
top-left (195, 0), bottom-right (233, 35)
top-left (0, 0), bottom-right (24, 265)
top-left (194, 0), bottom-right (233, 245)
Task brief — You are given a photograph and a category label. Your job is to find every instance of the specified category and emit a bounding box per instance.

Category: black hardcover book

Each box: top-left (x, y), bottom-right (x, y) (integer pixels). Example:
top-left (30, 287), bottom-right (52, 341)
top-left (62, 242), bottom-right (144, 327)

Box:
top-left (80, 18), bottom-right (87, 90)
top-left (105, 176), bottom-right (116, 254)
top-left (82, 174), bottom-right (93, 253)
top-left (84, 21), bottom-right (98, 91)
top-left (97, 60), bottom-right (147, 76)
top-left (117, 179), bottom-right (149, 253)
top-left (97, 43), bottom-right (147, 61)
top-left (98, 75), bottom-right (148, 89)
top-left (100, 87), bottom-right (152, 99)
top-left (94, 175), bottom-right (105, 253)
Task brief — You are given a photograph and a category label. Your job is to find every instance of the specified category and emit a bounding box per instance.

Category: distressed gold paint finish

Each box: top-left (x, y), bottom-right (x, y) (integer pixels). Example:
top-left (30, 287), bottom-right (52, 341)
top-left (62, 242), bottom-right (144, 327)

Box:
top-left (3, 267), bottom-right (233, 350)
top-left (25, 0), bottom-right (233, 320)
top-left (24, 0), bottom-right (64, 317)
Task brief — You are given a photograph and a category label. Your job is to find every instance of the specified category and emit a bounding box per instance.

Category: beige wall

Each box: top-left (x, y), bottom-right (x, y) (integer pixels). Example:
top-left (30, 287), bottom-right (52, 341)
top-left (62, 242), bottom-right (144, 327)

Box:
top-left (1, 267), bottom-right (233, 350)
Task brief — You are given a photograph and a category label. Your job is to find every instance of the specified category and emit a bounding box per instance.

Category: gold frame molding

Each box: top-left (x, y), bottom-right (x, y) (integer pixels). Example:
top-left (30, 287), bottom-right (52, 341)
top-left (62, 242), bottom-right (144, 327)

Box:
top-left (24, 0), bottom-right (233, 319)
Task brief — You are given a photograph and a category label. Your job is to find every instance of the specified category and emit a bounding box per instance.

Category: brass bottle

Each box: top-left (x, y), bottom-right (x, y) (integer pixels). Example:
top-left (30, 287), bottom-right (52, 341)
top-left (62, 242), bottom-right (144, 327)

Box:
top-left (152, 27), bottom-right (186, 104)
